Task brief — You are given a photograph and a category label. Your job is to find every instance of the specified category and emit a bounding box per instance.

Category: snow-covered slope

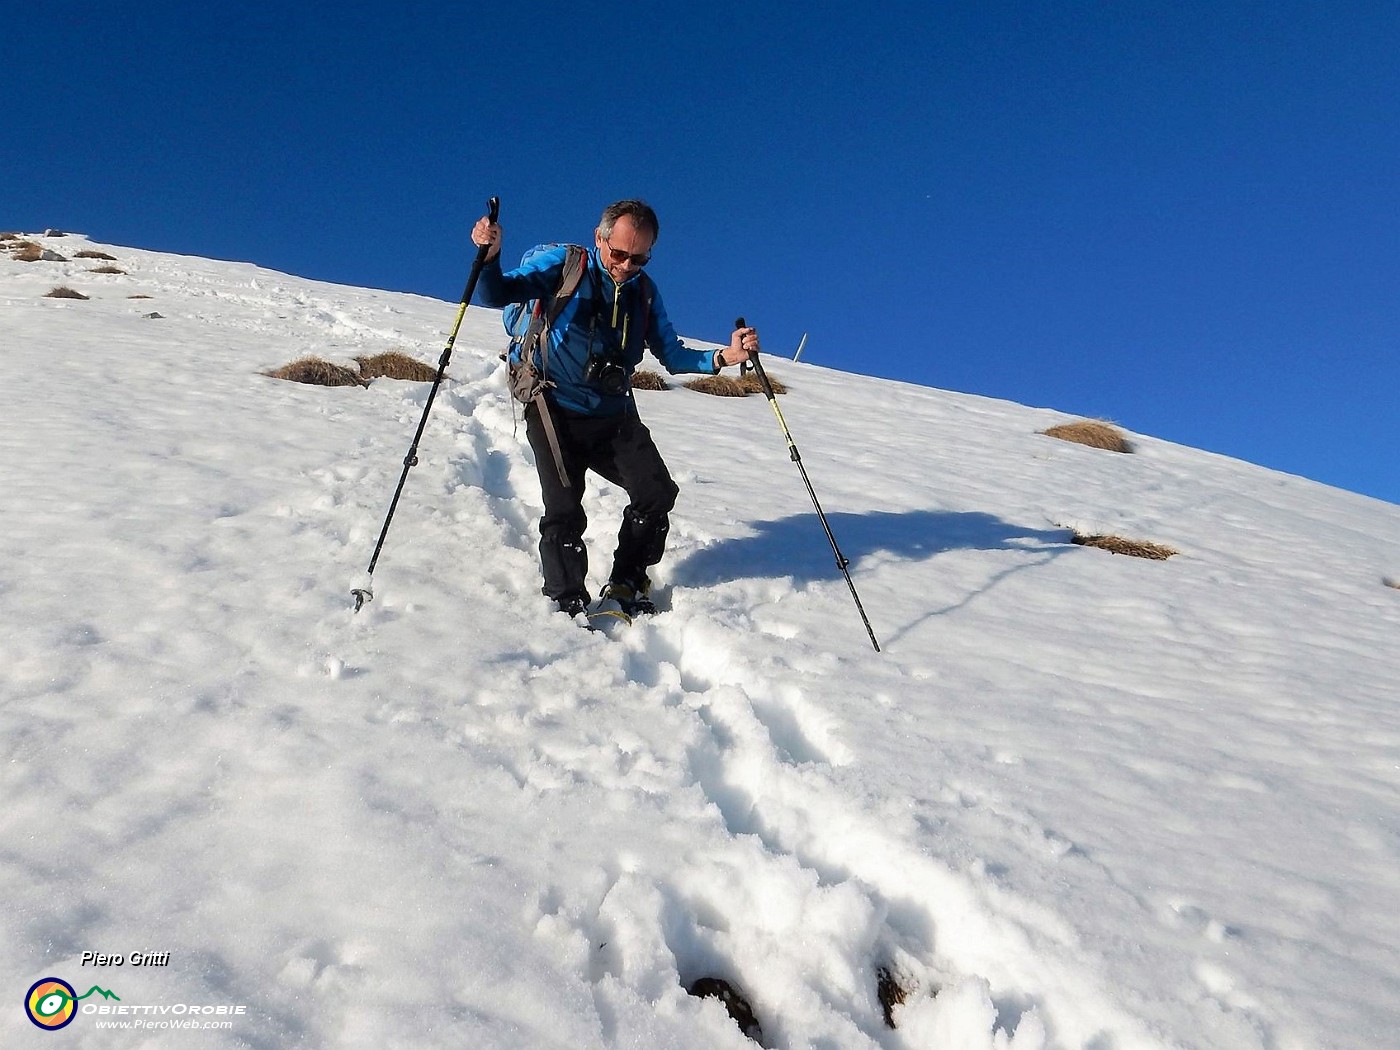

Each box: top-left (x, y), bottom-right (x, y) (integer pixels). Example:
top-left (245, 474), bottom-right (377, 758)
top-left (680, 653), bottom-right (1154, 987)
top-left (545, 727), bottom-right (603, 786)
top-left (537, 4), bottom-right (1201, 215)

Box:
top-left (3, 233), bottom-right (1398, 1050)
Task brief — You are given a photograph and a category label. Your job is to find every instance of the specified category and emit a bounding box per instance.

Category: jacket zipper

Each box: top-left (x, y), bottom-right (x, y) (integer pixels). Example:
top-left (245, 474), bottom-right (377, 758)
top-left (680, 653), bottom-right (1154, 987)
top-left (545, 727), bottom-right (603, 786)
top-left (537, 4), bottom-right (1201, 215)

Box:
top-left (610, 276), bottom-right (629, 352)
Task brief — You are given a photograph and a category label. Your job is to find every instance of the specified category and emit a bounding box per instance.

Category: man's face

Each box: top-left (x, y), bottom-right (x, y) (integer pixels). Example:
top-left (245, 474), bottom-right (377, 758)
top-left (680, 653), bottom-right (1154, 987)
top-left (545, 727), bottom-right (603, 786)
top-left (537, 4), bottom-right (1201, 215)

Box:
top-left (595, 215), bottom-right (654, 284)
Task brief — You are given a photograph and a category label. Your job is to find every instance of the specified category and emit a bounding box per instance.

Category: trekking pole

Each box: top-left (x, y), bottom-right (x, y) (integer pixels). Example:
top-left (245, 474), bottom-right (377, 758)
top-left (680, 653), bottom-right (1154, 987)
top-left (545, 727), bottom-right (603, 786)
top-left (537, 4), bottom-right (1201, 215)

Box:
top-left (735, 318), bottom-right (881, 652)
top-left (351, 196), bottom-right (499, 613)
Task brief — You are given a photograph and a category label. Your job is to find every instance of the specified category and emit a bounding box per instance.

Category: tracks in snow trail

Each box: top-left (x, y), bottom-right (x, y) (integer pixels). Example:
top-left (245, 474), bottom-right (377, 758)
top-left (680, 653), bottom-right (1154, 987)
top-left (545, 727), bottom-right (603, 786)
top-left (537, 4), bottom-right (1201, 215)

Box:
top-left (622, 625), bottom-right (1159, 1047)
top-left (329, 353), bottom-right (1159, 1048)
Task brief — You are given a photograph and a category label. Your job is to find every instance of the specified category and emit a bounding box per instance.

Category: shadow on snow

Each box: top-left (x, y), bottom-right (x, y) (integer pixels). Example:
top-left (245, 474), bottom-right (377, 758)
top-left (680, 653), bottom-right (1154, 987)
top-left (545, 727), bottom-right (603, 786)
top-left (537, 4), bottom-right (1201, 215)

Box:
top-left (672, 509), bottom-right (1070, 588)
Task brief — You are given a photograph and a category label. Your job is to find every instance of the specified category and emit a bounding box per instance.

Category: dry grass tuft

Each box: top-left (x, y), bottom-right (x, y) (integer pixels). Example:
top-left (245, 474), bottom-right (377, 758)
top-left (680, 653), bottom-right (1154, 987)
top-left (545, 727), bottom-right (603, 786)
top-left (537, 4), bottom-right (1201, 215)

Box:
top-left (127, 294), bottom-right (154, 299)
top-left (264, 356), bottom-right (368, 388)
top-left (88, 265), bottom-right (127, 275)
top-left (74, 250), bottom-right (118, 260)
top-left (45, 286), bottom-right (90, 300)
top-left (0, 232), bottom-right (21, 241)
top-left (1072, 532), bottom-right (1178, 560)
top-left (1042, 419), bottom-right (1133, 453)
top-left (630, 369), bottom-right (669, 391)
top-left (686, 978), bottom-right (762, 1043)
top-left (355, 351), bottom-right (438, 382)
top-left (7, 237), bottom-right (72, 262)
top-left (876, 966), bottom-right (915, 1029)
top-left (684, 375), bottom-right (749, 397)
top-left (738, 370), bottom-right (787, 395)
top-left (1384, 577), bottom-right (1400, 591)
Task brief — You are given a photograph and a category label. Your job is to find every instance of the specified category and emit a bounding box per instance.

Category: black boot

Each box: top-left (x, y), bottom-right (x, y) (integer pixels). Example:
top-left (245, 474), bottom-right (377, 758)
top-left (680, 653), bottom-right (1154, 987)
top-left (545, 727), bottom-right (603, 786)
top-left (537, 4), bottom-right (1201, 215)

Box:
top-left (600, 577), bottom-right (657, 617)
top-left (556, 592), bottom-right (591, 618)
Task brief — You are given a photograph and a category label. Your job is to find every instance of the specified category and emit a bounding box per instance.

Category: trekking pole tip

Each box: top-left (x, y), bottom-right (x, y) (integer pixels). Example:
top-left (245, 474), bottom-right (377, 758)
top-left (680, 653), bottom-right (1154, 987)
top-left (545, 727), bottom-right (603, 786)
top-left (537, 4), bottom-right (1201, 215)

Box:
top-left (351, 587), bottom-right (373, 613)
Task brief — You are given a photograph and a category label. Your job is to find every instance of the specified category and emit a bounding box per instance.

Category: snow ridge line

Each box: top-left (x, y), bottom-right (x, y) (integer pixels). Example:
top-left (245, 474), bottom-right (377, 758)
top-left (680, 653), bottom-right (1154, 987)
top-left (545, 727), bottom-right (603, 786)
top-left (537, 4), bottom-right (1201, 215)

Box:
top-left (118, 243), bottom-right (442, 361)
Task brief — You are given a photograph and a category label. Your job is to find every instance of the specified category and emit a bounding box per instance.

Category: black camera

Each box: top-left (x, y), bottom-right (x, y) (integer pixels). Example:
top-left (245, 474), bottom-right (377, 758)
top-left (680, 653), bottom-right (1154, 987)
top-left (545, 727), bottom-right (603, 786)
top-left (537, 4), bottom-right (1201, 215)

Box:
top-left (584, 354), bottom-right (629, 396)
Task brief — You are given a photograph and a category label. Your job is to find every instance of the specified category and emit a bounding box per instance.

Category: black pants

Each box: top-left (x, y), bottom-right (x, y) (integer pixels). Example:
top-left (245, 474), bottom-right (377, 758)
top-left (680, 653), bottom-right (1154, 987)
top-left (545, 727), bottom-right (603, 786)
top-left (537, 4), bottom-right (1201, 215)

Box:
top-left (524, 401), bottom-right (679, 602)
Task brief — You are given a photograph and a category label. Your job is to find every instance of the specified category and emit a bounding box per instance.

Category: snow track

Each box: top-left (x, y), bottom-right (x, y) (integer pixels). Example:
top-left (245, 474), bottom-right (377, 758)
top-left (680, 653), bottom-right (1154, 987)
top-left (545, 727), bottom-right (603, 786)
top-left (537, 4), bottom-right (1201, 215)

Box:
top-left (337, 364), bottom-right (1161, 1048)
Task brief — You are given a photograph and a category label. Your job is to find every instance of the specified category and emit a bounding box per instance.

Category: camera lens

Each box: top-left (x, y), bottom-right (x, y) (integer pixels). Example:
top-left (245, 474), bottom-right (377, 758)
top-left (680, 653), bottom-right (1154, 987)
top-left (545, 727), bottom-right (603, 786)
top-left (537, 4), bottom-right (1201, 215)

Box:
top-left (587, 355), bottom-right (628, 395)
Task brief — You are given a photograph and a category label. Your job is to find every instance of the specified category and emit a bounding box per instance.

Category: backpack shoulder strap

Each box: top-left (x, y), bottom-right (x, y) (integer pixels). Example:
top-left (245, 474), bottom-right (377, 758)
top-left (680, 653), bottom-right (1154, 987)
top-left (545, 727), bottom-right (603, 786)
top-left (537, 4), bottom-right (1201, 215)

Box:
top-left (509, 244), bottom-right (589, 491)
top-left (515, 245), bottom-right (587, 358)
top-left (547, 244), bottom-right (587, 324)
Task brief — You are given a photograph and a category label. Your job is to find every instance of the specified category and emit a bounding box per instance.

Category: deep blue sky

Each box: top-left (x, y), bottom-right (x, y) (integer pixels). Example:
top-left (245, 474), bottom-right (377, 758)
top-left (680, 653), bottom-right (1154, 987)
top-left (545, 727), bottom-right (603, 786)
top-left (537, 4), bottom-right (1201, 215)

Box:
top-left (8, 2), bottom-right (1398, 505)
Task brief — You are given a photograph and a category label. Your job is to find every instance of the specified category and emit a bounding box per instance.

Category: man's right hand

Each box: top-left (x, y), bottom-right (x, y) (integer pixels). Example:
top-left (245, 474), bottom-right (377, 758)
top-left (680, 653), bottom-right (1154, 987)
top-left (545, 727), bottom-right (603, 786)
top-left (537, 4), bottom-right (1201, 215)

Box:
top-left (720, 324), bottom-right (759, 367)
top-left (471, 216), bottom-right (502, 260)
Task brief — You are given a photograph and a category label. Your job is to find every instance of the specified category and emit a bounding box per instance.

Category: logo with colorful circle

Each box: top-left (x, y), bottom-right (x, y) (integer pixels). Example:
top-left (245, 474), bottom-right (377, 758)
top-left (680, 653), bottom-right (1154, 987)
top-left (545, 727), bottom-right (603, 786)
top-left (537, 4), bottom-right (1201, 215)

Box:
top-left (25, 977), bottom-right (120, 1031)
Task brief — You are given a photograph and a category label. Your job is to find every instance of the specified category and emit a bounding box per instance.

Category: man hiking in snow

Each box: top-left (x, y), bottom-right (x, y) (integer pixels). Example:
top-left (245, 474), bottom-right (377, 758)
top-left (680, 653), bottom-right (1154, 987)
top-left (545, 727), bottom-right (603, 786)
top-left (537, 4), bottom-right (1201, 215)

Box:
top-left (471, 200), bottom-right (760, 620)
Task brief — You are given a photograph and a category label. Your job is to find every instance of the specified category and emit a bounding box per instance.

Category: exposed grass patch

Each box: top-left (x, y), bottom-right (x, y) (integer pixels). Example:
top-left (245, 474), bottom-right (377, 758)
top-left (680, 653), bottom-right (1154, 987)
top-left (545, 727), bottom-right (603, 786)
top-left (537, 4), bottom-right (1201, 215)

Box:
top-left (876, 966), bottom-right (915, 1029)
top-left (738, 369), bottom-right (786, 395)
top-left (1042, 419), bottom-right (1133, 453)
top-left (630, 368), bottom-right (668, 391)
top-left (88, 265), bottom-right (127, 275)
top-left (7, 236), bottom-right (71, 262)
top-left (686, 978), bottom-right (762, 1043)
top-left (684, 375), bottom-right (748, 397)
top-left (1071, 532), bottom-right (1178, 560)
top-left (44, 286), bottom-right (89, 300)
top-left (355, 351), bottom-right (438, 382)
top-left (74, 249), bottom-right (118, 260)
top-left (263, 356), bottom-right (368, 387)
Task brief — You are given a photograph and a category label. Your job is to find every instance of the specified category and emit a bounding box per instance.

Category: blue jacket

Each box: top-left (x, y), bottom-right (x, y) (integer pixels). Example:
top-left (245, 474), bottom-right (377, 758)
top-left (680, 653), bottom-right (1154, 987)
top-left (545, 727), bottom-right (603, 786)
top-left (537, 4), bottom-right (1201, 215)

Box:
top-left (477, 245), bottom-right (719, 416)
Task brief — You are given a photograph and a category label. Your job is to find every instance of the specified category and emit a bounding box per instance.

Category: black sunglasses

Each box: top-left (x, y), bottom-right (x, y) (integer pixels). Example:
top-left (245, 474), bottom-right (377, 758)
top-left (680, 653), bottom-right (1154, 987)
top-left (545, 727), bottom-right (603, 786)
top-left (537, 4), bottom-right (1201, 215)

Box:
top-left (604, 240), bottom-right (651, 267)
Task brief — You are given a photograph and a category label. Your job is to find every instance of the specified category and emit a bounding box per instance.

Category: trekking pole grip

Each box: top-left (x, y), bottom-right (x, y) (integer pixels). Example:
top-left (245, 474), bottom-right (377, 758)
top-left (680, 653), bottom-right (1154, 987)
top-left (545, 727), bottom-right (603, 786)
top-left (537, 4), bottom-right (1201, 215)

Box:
top-left (451, 196), bottom-right (501, 307)
top-left (735, 316), bottom-right (771, 389)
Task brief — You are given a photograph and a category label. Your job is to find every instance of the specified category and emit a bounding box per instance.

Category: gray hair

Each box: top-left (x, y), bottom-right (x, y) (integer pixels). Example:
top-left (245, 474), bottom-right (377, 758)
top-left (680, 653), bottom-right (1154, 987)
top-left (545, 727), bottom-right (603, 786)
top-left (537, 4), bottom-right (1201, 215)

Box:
top-left (597, 199), bottom-right (660, 242)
